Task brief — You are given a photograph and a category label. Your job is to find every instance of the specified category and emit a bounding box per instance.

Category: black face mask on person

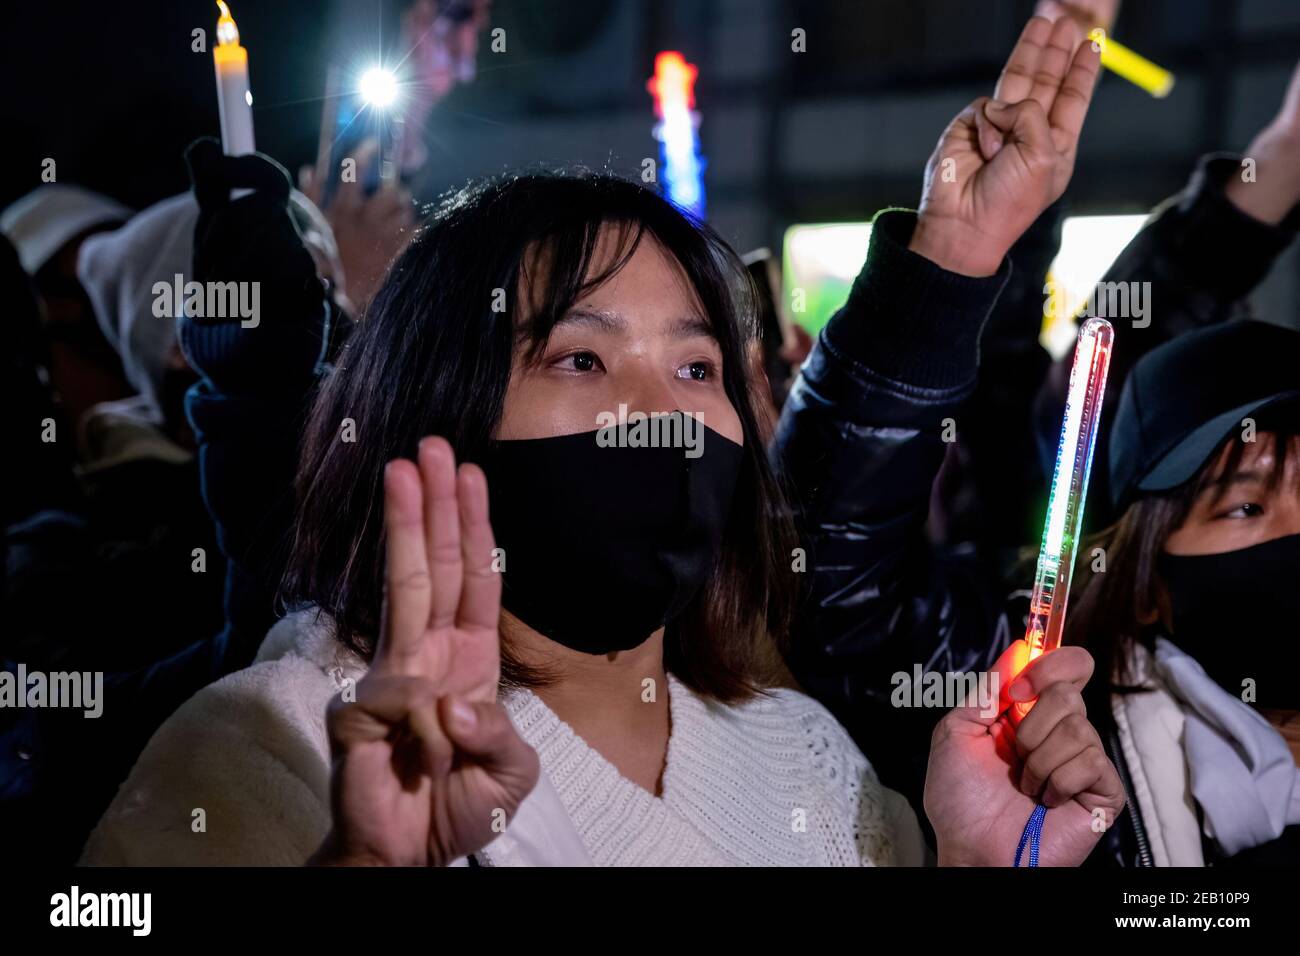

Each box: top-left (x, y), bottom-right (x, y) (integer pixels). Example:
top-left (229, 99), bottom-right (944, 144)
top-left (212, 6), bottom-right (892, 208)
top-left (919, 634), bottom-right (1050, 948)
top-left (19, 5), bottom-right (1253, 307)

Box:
top-left (1158, 533), bottom-right (1300, 709)
top-left (479, 414), bottom-right (743, 655)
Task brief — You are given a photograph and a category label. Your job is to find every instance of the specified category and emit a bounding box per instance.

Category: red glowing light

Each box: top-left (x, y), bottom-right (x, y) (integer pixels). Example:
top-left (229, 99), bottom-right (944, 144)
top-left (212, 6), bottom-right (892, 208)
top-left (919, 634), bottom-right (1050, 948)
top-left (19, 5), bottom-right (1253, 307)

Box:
top-left (647, 51), bottom-right (698, 119)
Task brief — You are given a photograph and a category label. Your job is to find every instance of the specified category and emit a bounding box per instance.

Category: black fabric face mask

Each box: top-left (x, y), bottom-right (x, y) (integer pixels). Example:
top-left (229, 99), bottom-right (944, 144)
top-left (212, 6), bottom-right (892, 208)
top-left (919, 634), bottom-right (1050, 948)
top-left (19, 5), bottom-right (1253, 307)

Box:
top-left (1158, 533), bottom-right (1300, 709)
top-left (479, 415), bottom-right (743, 655)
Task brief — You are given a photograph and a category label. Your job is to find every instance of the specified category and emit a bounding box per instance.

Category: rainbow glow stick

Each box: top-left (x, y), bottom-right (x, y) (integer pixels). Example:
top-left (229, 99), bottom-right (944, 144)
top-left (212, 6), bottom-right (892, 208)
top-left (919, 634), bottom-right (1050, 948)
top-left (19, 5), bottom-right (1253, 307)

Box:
top-left (1024, 317), bottom-right (1115, 663)
top-left (1089, 28), bottom-right (1175, 99)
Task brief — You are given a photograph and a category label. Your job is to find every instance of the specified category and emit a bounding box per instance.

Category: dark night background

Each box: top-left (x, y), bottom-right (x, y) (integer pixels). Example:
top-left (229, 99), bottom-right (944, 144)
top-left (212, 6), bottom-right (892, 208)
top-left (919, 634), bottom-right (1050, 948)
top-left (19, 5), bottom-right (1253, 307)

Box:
top-left (3, 0), bottom-right (1300, 317)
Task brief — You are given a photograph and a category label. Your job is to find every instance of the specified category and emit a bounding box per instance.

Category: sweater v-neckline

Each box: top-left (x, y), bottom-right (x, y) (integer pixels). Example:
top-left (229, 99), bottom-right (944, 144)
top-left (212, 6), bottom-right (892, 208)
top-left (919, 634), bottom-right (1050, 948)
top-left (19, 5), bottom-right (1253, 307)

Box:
top-left (499, 673), bottom-right (736, 865)
top-left (504, 672), bottom-right (687, 803)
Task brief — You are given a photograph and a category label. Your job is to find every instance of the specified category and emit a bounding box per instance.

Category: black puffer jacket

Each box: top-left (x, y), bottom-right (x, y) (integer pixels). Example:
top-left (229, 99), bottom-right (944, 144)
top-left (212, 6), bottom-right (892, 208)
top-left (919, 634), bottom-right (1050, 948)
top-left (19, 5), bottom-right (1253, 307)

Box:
top-left (772, 209), bottom-right (1015, 819)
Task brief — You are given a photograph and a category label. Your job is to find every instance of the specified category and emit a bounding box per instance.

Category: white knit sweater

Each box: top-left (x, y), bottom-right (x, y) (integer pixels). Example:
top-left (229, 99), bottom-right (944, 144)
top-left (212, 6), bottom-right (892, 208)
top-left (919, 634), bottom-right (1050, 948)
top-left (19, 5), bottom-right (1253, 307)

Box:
top-left (82, 610), bottom-right (926, 867)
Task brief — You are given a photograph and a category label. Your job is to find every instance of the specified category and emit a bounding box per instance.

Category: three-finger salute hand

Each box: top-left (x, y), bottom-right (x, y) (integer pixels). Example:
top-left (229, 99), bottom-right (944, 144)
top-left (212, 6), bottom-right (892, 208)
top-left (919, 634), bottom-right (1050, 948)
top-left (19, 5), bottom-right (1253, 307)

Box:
top-left (312, 437), bottom-right (539, 867)
top-left (910, 15), bottom-right (1102, 276)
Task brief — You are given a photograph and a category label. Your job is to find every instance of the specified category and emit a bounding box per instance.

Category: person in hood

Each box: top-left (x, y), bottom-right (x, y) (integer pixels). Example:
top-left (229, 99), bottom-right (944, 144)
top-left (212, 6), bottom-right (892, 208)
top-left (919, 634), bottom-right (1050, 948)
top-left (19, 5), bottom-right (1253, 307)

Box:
top-left (6, 193), bottom-right (223, 673)
top-left (85, 18), bottom-right (1125, 868)
top-left (0, 185), bottom-right (134, 439)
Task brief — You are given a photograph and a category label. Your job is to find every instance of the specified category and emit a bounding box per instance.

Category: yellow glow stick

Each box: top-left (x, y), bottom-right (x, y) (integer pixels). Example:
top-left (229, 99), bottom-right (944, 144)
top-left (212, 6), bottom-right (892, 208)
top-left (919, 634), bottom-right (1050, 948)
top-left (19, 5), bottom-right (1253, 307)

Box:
top-left (1090, 28), bottom-right (1175, 99)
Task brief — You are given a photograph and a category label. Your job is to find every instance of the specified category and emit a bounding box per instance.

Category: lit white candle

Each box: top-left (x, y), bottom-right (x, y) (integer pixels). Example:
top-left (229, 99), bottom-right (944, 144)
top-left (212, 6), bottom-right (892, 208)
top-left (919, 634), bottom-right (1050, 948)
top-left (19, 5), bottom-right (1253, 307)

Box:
top-left (213, 1), bottom-right (255, 156)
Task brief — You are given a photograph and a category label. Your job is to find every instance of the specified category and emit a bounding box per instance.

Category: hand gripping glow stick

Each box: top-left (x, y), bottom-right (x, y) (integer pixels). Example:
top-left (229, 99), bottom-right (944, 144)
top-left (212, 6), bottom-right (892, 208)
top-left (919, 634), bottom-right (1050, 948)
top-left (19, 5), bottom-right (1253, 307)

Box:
top-left (1089, 28), bottom-right (1175, 99)
top-left (1024, 317), bottom-right (1114, 663)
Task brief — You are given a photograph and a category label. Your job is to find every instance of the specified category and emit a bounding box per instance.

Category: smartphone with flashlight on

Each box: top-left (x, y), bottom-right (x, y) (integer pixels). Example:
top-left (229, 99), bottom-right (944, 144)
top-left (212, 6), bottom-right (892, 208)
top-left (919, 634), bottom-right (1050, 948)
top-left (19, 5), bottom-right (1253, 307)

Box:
top-left (315, 64), bottom-right (405, 208)
top-left (312, 0), bottom-right (479, 208)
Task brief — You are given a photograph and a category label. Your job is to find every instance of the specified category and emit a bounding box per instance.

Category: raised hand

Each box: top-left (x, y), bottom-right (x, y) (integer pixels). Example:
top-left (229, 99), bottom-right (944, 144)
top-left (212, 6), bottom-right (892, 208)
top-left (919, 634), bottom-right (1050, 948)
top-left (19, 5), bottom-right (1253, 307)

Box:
top-left (910, 16), bottom-right (1102, 276)
top-left (1225, 59), bottom-right (1300, 225)
top-left (312, 437), bottom-right (539, 866)
top-left (923, 642), bottom-right (1126, 867)
top-left (299, 139), bottom-right (416, 316)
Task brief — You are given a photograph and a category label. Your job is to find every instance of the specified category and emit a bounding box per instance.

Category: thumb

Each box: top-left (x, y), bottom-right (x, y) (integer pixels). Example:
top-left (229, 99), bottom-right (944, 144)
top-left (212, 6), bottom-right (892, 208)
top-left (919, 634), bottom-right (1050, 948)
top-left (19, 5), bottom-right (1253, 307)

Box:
top-left (946, 638), bottom-right (1029, 729)
top-left (440, 697), bottom-right (540, 791)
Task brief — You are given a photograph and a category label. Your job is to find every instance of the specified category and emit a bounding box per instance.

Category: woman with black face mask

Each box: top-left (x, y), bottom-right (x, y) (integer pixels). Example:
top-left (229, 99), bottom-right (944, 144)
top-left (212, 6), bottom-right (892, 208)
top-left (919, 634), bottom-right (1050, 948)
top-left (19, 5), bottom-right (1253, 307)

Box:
top-left (1069, 320), bottom-right (1300, 866)
top-left (82, 17), bottom-right (1125, 869)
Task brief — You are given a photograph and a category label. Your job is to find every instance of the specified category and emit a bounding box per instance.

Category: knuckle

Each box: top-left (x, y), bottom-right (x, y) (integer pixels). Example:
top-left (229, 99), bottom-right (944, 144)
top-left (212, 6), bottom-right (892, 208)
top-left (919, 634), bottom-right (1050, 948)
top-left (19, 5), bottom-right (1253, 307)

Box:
top-left (428, 540), bottom-right (464, 566)
top-left (1087, 745), bottom-right (1111, 774)
top-left (1062, 712), bottom-right (1093, 743)
top-left (1041, 681), bottom-right (1073, 704)
top-left (391, 569), bottom-right (432, 592)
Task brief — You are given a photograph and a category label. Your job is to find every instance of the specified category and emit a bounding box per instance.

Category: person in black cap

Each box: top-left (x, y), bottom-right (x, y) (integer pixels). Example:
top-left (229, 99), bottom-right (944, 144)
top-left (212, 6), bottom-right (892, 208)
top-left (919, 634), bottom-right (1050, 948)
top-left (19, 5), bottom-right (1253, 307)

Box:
top-left (1065, 319), bottom-right (1300, 866)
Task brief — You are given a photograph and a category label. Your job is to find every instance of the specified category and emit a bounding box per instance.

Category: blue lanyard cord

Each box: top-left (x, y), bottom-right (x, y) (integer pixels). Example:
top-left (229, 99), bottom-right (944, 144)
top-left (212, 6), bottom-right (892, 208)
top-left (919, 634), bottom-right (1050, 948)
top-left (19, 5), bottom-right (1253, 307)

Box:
top-left (1014, 804), bottom-right (1048, 867)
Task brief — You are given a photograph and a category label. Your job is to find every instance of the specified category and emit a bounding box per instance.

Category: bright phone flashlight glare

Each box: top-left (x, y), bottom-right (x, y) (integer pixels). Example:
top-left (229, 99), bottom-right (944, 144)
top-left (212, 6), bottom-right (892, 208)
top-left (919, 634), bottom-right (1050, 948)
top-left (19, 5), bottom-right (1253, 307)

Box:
top-left (359, 67), bottom-right (398, 107)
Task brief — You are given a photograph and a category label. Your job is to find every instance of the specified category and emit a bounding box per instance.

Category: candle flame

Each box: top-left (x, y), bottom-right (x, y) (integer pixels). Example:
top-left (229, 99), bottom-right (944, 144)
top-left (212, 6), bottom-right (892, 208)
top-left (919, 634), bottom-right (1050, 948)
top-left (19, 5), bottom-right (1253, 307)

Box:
top-left (216, 1), bottom-right (240, 47)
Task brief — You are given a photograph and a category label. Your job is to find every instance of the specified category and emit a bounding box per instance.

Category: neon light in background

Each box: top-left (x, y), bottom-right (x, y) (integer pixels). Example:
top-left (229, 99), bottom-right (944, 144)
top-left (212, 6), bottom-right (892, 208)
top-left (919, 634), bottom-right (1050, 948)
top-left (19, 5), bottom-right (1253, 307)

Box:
top-left (783, 215), bottom-right (1146, 353)
top-left (648, 51), bottom-right (706, 219)
top-left (1041, 215), bottom-right (1146, 358)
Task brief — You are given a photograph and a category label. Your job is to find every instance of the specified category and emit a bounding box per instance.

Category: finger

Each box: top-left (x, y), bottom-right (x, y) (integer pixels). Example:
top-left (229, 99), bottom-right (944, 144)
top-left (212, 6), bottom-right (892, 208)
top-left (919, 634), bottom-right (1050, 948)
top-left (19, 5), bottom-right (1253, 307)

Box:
top-left (408, 697), bottom-right (454, 779)
top-left (1013, 680), bottom-right (1087, 755)
top-left (298, 164), bottom-right (316, 198)
top-left (376, 460), bottom-right (432, 670)
top-left (1007, 644), bottom-right (1095, 702)
top-left (983, 98), bottom-right (1056, 157)
top-left (327, 676), bottom-right (435, 747)
top-left (1048, 34), bottom-right (1103, 147)
top-left (455, 463), bottom-right (503, 635)
top-left (1040, 744), bottom-right (1115, 809)
top-left (995, 16), bottom-right (1054, 103)
top-left (331, 173), bottom-right (363, 215)
top-left (328, 676), bottom-right (455, 778)
top-left (419, 437), bottom-right (463, 631)
top-left (353, 138), bottom-right (382, 189)
top-left (331, 140), bottom-right (380, 213)
top-left (1028, 15), bottom-right (1081, 116)
top-left (1019, 711), bottom-right (1096, 798)
top-left (440, 698), bottom-right (540, 787)
top-left (973, 97), bottom-right (1006, 161)
top-left (364, 185), bottom-right (411, 217)
top-left (945, 638), bottom-right (1028, 730)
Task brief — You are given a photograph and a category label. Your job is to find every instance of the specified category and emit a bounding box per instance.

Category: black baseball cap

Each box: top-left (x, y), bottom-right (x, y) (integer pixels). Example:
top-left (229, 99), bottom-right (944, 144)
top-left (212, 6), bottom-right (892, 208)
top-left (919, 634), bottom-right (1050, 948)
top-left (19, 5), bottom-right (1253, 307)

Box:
top-left (1109, 320), bottom-right (1300, 509)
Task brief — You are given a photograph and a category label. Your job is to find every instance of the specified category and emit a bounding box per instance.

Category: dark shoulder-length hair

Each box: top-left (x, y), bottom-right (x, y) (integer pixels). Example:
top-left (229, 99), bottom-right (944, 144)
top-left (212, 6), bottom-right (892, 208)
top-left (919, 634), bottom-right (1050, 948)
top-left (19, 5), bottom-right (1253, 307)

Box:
top-left (282, 170), bottom-right (797, 702)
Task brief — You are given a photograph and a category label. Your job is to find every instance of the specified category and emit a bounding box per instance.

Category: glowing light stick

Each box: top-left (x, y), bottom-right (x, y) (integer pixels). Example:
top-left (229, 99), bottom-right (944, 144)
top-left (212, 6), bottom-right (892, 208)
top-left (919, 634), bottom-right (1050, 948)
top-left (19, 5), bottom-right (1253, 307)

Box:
top-left (1024, 317), bottom-right (1114, 663)
top-left (647, 52), bottom-right (706, 219)
top-left (1090, 28), bottom-right (1175, 99)
top-left (213, 2), bottom-right (255, 156)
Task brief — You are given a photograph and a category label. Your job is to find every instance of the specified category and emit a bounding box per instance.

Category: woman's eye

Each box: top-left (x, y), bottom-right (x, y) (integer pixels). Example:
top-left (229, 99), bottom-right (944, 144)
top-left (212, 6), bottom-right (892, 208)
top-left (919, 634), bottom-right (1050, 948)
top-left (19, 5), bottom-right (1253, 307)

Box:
top-left (676, 360), bottom-right (714, 382)
top-left (553, 351), bottom-right (602, 373)
top-left (1221, 502), bottom-right (1265, 519)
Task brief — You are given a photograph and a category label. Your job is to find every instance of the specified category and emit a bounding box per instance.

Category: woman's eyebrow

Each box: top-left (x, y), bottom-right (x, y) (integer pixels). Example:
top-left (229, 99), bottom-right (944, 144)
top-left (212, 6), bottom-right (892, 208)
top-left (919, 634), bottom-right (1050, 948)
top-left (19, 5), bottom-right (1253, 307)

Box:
top-left (668, 316), bottom-right (717, 341)
top-left (1201, 468), bottom-right (1269, 505)
top-left (1209, 468), bottom-right (1269, 490)
top-left (556, 309), bottom-right (716, 342)
top-left (556, 307), bottom-right (625, 333)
